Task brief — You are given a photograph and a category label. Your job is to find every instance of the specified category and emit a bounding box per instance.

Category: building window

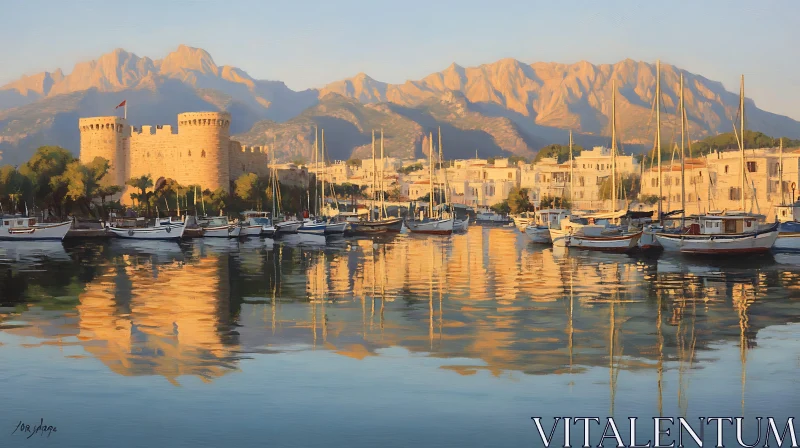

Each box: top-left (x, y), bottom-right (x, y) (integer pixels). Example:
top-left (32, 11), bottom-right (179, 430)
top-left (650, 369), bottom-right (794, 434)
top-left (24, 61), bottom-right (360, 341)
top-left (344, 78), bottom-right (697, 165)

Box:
top-left (724, 165), bottom-right (729, 174)
top-left (729, 187), bottom-right (741, 201)
top-left (579, 176), bottom-right (585, 187)
top-left (508, 172), bottom-right (512, 179)
top-left (201, 150), bottom-right (206, 158)
top-left (188, 150), bottom-right (192, 157)
top-left (747, 161), bottom-right (757, 173)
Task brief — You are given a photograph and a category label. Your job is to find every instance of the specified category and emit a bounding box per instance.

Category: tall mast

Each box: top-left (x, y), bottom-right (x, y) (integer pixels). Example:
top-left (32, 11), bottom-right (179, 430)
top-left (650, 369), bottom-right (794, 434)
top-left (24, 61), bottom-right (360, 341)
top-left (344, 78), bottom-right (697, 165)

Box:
top-left (569, 130), bottom-right (574, 207)
top-left (321, 129), bottom-right (326, 217)
top-left (780, 137), bottom-right (785, 206)
top-left (611, 78), bottom-right (617, 215)
top-left (314, 126), bottom-right (319, 216)
top-left (656, 59), bottom-right (663, 223)
top-left (740, 75), bottom-right (746, 211)
top-left (371, 130), bottom-right (376, 221)
top-left (429, 132), bottom-right (434, 217)
top-left (272, 134), bottom-right (278, 216)
top-left (680, 73), bottom-right (686, 228)
top-left (440, 127), bottom-right (449, 208)
top-left (380, 128), bottom-right (385, 219)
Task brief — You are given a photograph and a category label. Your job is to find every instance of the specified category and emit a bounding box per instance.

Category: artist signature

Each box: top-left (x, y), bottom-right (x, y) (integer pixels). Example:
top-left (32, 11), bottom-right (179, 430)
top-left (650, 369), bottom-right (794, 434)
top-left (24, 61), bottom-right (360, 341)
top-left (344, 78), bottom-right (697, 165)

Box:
top-left (12, 418), bottom-right (57, 439)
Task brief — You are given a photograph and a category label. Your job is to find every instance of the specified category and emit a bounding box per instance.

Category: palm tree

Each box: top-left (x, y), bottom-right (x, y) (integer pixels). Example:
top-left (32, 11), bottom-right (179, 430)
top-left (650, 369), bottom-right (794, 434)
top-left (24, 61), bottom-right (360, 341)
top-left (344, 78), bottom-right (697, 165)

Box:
top-left (126, 175), bottom-right (154, 216)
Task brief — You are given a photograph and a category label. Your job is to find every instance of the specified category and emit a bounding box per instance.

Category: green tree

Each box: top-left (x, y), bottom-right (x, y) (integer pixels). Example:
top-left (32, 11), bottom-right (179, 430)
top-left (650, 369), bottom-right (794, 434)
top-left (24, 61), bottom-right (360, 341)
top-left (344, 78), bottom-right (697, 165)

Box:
top-left (400, 162), bottom-right (424, 174)
top-left (0, 165), bottom-right (32, 214)
top-left (126, 175), bottom-right (154, 216)
top-left (235, 173), bottom-right (262, 208)
top-left (19, 146), bottom-right (75, 217)
top-left (539, 195), bottom-right (571, 209)
top-left (534, 143), bottom-right (585, 163)
top-left (490, 200), bottom-right (510, 214)
top-left (639, 194), bottom-right (660, 206)
top-left (346, 158), bottom-right (362, 168)
top-left (507, 155), bottom-right (529, 165)
top-left (506, 187), bottom-right (534, 214)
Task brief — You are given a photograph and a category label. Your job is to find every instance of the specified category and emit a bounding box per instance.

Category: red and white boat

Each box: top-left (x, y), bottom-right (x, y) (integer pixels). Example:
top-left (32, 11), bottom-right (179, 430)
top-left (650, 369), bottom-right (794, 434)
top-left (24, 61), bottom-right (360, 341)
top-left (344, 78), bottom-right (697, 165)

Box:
top-left (655, 212), bottom-right (778, 255)
top-left (0, 216), bottom-right (71, 241)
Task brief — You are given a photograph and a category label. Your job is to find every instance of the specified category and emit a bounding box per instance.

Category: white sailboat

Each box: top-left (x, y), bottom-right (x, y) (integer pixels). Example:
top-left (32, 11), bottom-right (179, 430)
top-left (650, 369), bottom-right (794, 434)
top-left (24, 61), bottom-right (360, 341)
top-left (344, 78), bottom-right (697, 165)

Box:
top-left (655, 75), bottom-right (779, 254)
top-left (525, 130), bottom-right (575, 244)
top-left (406, 129), bottom-right (455, 235)
top-left (0, 216), bottom-right (71, 241)
top-left (108, 220), bottom-right (185, 241)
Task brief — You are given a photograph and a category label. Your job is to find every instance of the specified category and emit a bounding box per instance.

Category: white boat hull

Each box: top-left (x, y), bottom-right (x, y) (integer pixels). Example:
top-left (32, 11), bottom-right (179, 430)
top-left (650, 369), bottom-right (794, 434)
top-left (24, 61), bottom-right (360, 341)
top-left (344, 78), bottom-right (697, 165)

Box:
top-left (550, 228), bottom-right (641, 252)
top-left (324, 222), bottom-right (347, 235)
top-left (203, 225), bottom-right (239, 238)
top-left (275, 220), bottom-right (303, 235)
top-left (638, 228), bottom-right (662, 250)
top-left (513, 217), bottom-right (533, 232)
top-left (108, 224), bottom-right (185, 240)
top-left (406, 218), bottom-right (454, 235)
top-left (454, 218), bottom-right (469, 233)
top-left (655, 228), bottom-right (778, 254)
top-left (524, 226), bottom-right (551, 244)
top-left (0, 221), bottom-right (71, 241)
top-left (240, 224), bottom-right (263, 237)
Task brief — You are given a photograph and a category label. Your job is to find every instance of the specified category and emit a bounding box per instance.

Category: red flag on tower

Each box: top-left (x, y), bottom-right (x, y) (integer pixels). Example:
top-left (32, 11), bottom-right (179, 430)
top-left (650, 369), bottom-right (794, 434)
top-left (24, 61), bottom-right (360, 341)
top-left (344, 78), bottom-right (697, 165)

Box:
top-left (115, 100), bottom-right (127, 119)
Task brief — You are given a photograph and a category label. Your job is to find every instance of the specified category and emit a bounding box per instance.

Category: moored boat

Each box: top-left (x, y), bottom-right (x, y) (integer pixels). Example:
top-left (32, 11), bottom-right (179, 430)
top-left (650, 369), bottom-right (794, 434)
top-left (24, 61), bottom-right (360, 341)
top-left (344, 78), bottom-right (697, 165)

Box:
top-left (275, 219), bottom-right (303, 236)
top-left (349, 216), bottom-right (403, 235)
top-left (199, 216), bottom-right (240, 238)
top-left (298, 218), bottom-right (327, 235)
top-left (453, 217), bottom-right (469, 233)
top-left (107, 221), bottom-right (185, 241)
top-left (0, 216), bottom-right (71, 241)
top-left (406, 217), bottom-right (454, 235)
top-left (523, 209), bottom-right (571, 244)
top-left (655, 212), bottom-right (778, 255)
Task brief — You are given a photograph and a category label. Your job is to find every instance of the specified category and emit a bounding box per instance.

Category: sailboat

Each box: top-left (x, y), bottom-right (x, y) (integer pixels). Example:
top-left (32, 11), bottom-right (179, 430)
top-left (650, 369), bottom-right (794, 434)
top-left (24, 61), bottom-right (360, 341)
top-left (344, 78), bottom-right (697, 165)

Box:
top-left (268, 137), bottom-right (302, 237)
top-left (299, 127), bottom-right (328, 236)
top-left (524, 130), bottom-right (575, 244)
top-left (655, 75), bottom-right (779, 254)
top-left (549, 80), bottom-right (642, 251)
top-left (319, 129), bottom-right (347, 236)
top-left (639, 60), bottom-right (666, 250)
top-left (349, 129), bottom-right (403, 234)
top-left (405, 129), bottom-right (455, 235)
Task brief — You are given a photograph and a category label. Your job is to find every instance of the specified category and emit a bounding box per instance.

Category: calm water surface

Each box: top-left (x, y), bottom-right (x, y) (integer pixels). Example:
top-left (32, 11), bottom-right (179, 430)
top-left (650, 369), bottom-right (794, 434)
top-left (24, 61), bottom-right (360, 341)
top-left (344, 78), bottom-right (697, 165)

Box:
top-left (1, 227), bottom-right (799, 447)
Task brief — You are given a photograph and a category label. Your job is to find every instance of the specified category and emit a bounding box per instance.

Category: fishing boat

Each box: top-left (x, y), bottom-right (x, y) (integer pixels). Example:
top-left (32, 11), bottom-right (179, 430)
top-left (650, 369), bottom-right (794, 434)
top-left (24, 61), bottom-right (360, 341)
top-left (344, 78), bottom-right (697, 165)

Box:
top-left (324, 220), bottom-right (348, 236)
top-left (524, 209), bottom-right (571, 244)
top-left (655, 212), bottom-right (778, 254)
top-left (0, 216), bottom-right (71, 241)
top-left (511, 212), bottom-right (535, 231)
top-left (298, 217), bottom-right (327, 235)
top-left (349, 216), bottom-right (403, 234)
top-left (656, 76), bottom-right (779, 255)
top-left (274, 218), bottom-right (303, 236)
top-left (107, 220), bottom-right (185, 241)
top-left (453, 217), bottom-right (469, 233)
top-left (475, 210), bottom-right (512, 225)
top-left (551, 227), bottom-right (643, 252)
top-left (241, 210), bottom-right (271, 237)
top-left (199, 216), bottom-right (240, 238)
top-left (406, 217), bottom-right (455, 235)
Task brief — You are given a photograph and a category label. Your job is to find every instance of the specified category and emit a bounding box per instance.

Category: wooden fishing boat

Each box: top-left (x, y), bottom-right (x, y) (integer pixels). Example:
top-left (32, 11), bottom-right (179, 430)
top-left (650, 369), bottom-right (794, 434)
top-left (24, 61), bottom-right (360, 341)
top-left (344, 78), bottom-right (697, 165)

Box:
top-left (655, 213), bottom-right (778, 254)
top-left (199, 216), bottom-right (240, 238)
top-left (406, 217), bottom-right (454, 235)
top-left (107, 221), bottom-right (185, 241)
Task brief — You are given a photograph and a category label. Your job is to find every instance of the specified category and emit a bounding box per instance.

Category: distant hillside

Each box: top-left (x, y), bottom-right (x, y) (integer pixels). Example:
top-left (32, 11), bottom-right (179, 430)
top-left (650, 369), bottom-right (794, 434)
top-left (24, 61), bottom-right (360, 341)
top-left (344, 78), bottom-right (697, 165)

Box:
top-left (2, 46), bottom-right (800, 165)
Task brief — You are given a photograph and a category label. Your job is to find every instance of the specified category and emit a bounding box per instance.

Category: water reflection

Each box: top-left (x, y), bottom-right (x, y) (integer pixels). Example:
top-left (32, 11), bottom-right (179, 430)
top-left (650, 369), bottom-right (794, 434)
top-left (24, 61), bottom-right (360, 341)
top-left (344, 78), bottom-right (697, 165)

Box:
top-left (1, 226), bottom-right (799, 397)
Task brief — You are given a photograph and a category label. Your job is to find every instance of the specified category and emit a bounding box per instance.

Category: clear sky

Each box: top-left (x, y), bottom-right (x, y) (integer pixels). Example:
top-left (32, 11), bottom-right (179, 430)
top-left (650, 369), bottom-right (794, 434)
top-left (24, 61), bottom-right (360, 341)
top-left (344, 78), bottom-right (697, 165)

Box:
top-left (2, 0), bottom-right (798, 118)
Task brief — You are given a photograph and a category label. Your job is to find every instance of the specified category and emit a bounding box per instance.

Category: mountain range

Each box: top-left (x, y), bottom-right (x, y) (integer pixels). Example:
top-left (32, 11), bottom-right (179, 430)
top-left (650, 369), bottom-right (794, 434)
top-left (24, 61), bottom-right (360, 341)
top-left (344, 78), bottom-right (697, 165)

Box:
top-left (2, 44), bottom-right (799, 166)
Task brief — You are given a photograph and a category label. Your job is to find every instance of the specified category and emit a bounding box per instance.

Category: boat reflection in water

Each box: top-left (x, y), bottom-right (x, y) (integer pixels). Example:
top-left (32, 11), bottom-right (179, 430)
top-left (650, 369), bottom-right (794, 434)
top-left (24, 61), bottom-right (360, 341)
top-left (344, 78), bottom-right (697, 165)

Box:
top-left (0, 226), bottom-right (798, 445)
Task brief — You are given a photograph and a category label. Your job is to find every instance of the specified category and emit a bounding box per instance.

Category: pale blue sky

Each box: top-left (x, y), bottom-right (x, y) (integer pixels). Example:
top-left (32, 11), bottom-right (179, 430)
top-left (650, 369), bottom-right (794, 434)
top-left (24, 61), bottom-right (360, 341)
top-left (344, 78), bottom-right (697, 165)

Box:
top-left (2, 0), bottom-right (798, 118)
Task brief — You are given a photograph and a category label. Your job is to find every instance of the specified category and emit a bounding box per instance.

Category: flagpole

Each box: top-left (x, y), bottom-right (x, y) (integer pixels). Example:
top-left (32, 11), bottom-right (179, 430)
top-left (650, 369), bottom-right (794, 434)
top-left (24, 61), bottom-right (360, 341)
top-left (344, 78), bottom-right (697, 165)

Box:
top-left (124, 101), bottom-right (127, 120)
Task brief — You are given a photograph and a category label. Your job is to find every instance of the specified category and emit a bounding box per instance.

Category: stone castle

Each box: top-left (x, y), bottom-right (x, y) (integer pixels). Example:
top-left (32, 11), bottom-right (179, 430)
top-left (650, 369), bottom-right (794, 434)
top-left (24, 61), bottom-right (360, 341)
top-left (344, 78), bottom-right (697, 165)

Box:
top-left (78, 112), bottom-right (270, 197)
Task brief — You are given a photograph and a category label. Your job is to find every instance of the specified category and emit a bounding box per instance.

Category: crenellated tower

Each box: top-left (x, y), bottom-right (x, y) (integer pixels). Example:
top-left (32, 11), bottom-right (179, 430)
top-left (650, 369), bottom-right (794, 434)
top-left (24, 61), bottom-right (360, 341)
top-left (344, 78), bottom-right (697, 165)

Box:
top-left (177, 112), bottom-right (231, 191)
top-left (78, 117), bottom-right (129, 186)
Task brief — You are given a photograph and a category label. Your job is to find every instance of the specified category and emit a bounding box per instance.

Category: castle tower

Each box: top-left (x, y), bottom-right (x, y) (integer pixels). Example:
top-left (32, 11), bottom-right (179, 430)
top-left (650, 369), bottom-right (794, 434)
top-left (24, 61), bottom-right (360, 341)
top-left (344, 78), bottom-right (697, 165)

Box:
top-left (178, 112), bottom-right (231, 191)
top-left (79, 117), bottom-right (128, 186)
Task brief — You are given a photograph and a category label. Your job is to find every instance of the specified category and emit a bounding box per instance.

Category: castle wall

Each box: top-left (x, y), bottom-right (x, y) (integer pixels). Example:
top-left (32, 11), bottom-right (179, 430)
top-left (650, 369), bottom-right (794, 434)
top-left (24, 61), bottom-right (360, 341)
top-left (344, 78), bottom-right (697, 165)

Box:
top-left (80, 112), bottom-right (271, 204)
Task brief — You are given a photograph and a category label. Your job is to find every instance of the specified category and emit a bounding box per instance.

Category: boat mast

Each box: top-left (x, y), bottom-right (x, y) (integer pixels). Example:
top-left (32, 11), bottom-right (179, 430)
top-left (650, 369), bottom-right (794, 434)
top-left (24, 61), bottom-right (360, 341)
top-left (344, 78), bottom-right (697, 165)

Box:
top-left (429, 132), bottom-right (434, 218)
top-left (272, 134), bottom-right (278, 217)
top-left (371, 130), bottom-right (376, 221)
top-left (569, 130), bottom-right (574, 208)
top-left (680, 73), bottom-right (686, 228)
top-left (315, 127), bottom-right (320, 216)
top-left (380, 128), bottom-right (385, 219)
top-left (656, 60), bottom-right (662, 223)
top-left (321, 129), bottom-right (326, 218)
top-left (611, 79), bottom-right (617, 216)
top-left (779, 137), bottom-right (784, 206)
top-left (440, 127), bottom-right (449, 210)
top-left (739, 75), bottom-right (746, 211)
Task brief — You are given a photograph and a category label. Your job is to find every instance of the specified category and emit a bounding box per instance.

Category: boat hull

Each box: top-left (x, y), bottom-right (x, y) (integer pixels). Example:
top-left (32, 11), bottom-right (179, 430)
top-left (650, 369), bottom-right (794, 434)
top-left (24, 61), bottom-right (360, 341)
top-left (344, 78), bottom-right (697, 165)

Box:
top-left (298, 221), bottom-right (327, 235)
top-left (655, 227), bottom-right (778, 254)
top-left (275, 221), bottom-right (303, 235)
top-left (550, 228), bottom-right (641, 252)
top-left (108, 224), bottom-right (185, 241)
top-left (406, 218), bottom-right (455, 235)
top-left (774, 232), bottom-right (800, 251)
top-left (524, 226), bottom-right (551, 244)
top-left (240, 224), bottom-right (263, 237)
top-left (454, 219), bottom-right (469, 233)
top-left (203, 225), bottom-right (239, 238)
top-left (638, 227), bottom-right (662, 250)
top-left (0, 221), bottom-right (71, 241)
top-left (513, 217), bottom-right (533, 232)
top-left (349, 217), bottom-right (403, 234)
top-left (324, 222), bottom-right (348, 235)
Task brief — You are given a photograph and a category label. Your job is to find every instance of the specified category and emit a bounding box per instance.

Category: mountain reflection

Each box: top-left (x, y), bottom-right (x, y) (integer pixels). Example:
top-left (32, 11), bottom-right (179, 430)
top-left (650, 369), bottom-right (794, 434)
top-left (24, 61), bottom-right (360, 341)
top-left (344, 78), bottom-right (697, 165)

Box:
top-left (2, 227), bottom-right (800, 386)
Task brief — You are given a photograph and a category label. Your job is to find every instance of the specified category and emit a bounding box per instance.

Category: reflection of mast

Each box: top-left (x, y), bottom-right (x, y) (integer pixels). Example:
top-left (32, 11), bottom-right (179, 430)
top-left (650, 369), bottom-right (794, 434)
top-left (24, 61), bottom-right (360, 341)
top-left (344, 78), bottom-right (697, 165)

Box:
top-left (733, 283), bottom-right (751, 416)
top-left (609, 298), bottom-right (616, 416)
top-left (429, 242), bottom-right (435, 349)
top-left (657, 288), bottom-right (664, 416)
top-left (568, 268), bottom-right (574, 381)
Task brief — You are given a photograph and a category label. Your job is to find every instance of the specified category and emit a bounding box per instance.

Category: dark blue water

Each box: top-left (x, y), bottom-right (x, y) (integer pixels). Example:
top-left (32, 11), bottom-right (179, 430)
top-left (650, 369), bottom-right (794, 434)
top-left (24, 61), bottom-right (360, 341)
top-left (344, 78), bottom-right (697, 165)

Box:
top-left (1, 228), bottom-right (799, 447)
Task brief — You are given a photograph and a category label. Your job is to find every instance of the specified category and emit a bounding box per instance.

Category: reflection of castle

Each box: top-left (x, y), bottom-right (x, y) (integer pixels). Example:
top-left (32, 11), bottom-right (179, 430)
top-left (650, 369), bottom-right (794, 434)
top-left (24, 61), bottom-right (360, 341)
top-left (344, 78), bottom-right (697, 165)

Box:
top-left (78, 112), bottom-right (270, 198)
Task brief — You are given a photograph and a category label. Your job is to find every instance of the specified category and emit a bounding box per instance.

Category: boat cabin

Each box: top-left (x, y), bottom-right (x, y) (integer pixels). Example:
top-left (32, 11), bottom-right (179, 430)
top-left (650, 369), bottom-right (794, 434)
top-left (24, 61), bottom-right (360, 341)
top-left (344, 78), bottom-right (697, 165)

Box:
top-left (776, 204), bottom-right (800, 223)
top-left (203, 216), bottom-right (230, 227)
top-left (535, 209), bottom-right (570, 229)
top-left (697, 212), bottom-right (764, 235)
top-left (242, 210), bottom-right (272, 226)
top-left (0, 216), bottom-right (37, 228)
